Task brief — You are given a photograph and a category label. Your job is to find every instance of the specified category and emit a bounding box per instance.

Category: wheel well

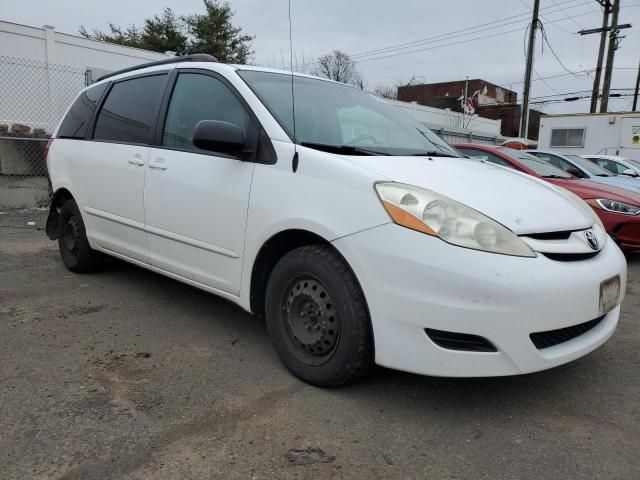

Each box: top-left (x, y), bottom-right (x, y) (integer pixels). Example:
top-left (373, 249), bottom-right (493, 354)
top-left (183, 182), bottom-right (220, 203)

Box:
top-left (250, 230), bottom-right (330, 315)
top-left (52, 188), bottom-right (73, 206)
top-left (46, 188), bottom-right (74, 240)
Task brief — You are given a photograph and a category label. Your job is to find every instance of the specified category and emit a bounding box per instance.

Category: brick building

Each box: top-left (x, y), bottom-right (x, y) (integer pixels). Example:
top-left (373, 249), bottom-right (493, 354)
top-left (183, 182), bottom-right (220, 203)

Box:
top-left (397, 79), bottom-right (544, 140)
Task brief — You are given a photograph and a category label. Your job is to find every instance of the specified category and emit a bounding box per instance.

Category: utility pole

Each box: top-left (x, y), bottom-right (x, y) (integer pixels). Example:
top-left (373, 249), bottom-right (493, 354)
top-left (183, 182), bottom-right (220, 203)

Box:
top-left (519, 0), bottom-right (540, 139)
top-left (463, 76), bottom-right (469, 128)
top-left (589, 1), bottom-right (611, 113)
top-left (600, 0), bottom-right (621, 112)
top-left (633, 60), bottom-right (640, 111)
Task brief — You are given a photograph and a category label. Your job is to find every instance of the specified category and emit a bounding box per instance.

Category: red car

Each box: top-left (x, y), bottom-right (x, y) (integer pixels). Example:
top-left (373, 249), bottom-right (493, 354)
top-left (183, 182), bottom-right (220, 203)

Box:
top-left (453, 143), bottom-right (640, 252)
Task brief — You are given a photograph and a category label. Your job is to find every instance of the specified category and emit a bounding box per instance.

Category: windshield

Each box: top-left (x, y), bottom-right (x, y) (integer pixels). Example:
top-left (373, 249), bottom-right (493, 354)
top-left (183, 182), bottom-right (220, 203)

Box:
top-left (499, 148), bottom-right (573, 178)
top-left (238, 70), bottom-right (461, 157)
top-left (627, 158), bottom-right (640, 171)
top-left (566, 154), bottom-right (612, 176)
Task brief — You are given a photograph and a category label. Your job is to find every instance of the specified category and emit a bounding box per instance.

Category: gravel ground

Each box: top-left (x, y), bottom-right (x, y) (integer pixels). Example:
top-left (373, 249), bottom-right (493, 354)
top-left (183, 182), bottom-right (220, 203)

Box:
top-left (1, 208), bottom-right (639, 480)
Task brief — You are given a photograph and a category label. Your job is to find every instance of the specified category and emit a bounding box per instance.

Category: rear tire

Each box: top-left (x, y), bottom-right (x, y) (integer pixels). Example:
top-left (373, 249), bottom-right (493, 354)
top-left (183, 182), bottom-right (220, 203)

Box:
top-left (58, 199), bottom-right (102, 273)
top-left (265, 245), bottom-right (374, 387)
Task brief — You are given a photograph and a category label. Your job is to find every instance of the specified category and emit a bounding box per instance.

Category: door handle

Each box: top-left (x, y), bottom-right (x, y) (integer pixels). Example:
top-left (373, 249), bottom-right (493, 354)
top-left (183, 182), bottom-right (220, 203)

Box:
top-left (148, 159), bottom-right (168, 170)
top-left (128, 155), bottom-right (145, 166)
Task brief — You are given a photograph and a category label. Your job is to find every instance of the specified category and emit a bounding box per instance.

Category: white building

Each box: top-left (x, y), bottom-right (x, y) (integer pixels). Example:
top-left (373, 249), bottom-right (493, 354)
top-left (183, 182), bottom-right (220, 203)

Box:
top-left (0, 21), bottom-right (173, 80)
top-left (537, 112), bottom-right (640, 161)
top-left (0, 21), bottom-right (173, 132)
top-left (387, 99), bottom-right (503, 143)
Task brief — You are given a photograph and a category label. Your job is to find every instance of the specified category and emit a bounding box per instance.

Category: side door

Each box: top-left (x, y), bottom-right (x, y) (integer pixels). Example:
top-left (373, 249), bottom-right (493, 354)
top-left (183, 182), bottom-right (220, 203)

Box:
top-left (144, 70), bottom-right (261, 295)
top-left (78, 73), bottom-right (169, 262)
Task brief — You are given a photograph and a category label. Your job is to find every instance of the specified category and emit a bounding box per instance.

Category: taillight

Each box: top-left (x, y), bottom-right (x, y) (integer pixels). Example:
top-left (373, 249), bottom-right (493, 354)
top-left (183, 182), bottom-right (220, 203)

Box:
top-left (44, 138), bottom-right (53, 164)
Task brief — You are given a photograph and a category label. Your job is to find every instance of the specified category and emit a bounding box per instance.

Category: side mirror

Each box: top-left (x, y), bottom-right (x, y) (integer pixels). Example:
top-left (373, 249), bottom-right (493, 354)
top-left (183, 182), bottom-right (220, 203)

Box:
top-left (566, 167), bottom-right (584, 178)
top-left (193, 120), bottom-right (246, 156)
top-left (622, 168), bottom-right (638, 177)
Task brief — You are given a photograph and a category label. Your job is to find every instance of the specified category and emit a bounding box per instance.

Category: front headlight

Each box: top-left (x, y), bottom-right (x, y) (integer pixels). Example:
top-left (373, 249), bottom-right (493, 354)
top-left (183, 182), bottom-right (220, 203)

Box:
top-left (375, 182), bottom-right (535, 257)
top-left (586, 198), bottom-right (640, 216)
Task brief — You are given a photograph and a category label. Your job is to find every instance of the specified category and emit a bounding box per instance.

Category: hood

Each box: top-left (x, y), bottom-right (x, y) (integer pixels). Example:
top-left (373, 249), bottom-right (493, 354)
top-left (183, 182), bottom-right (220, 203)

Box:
top-left (346, 155), bottom-right (595, 234)
top-left (550, 178), bottom-right (640, 205)
top-left (588, 175), bottom-right (640, 194)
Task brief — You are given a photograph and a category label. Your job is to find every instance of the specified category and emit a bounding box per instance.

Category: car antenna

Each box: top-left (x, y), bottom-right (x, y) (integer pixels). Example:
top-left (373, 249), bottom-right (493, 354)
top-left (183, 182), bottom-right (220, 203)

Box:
top-left (288, 0), bottom-right (299, 172)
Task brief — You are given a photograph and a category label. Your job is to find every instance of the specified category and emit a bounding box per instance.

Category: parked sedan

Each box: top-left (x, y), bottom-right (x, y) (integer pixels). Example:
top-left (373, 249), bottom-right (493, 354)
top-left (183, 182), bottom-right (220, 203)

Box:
top-left (582, 154), bottom-right (640, 178)
top-left (527, 149), bottom-right (640, 194)
top-left (455, 144), bottom-right (640, 252)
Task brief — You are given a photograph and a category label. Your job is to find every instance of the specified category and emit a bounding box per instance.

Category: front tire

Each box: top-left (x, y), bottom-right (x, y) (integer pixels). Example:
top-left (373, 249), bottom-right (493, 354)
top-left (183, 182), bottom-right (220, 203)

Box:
top-left (58, 199), bottom-right (102, 273)
top-left (265, 245), bottom-right (374, 387)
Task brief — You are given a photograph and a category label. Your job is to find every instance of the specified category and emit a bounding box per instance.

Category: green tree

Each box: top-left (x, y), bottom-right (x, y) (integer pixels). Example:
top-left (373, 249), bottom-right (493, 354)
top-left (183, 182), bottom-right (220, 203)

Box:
top-left (139, 8), bottom-right (188, 55)
top-left (78, 23), bottom-right (143, 49)
top-left (79, 1), bottom-right (253, 62)
top-left (183, 0), bottom-right (253, 63)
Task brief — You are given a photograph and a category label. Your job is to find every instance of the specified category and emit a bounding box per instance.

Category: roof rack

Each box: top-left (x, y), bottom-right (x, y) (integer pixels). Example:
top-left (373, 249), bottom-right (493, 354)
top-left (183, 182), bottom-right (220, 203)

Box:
top-left (96, 53), bottom-right (218, 82)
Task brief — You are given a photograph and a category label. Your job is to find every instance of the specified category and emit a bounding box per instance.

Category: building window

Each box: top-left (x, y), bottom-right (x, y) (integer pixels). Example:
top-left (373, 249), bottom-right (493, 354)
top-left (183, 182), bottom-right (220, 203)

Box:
top-left (550, 128), bottom-right (585, 147)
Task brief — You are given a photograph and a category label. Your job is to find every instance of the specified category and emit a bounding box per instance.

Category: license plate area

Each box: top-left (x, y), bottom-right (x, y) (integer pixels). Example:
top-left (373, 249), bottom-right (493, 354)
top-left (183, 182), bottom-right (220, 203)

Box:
top-left (599, 276), bottom-right (621, 316)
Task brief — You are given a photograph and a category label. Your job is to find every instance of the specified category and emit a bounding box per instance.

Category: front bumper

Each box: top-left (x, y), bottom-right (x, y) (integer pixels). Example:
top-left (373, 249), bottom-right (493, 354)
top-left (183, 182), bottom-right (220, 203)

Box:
top-left (333, 223), bottom-right (627, 377)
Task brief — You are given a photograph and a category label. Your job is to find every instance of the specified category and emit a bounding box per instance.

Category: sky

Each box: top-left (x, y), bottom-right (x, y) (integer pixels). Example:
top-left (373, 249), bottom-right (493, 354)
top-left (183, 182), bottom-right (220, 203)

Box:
top-left (3, 0), bottom-right (640, 114)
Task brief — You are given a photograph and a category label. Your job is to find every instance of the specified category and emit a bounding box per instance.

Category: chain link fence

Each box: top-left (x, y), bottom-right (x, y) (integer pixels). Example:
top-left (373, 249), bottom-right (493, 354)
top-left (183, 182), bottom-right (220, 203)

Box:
top-left (0, 56), bottom-right (87, 208)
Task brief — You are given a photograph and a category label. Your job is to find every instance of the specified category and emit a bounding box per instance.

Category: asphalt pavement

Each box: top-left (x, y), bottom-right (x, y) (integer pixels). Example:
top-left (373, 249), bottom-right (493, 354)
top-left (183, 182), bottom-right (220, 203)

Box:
top-left (1, 208), bottom-right (639, 479)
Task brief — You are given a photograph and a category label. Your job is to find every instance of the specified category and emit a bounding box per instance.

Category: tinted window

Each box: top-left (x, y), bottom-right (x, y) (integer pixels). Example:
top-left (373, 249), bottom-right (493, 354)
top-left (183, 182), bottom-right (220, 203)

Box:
top-left (627, 159), bottom-right (640, 171)
top-left (565, 154), bottom-right (612, 176)
top-left (57, 83), bottom-right (108, 139)
top-left (457, 148), bottom-right (515, 169)
top-left (500, 149), bottom-right (572, 178)
top-left (590, 158), bottom-right (627, 174)
top-left (530, 152), bottom-right (588, 178)
top-left (94, 74), bottom-right (167, 144)
top-left (163, 73), bottom-right (250, 150)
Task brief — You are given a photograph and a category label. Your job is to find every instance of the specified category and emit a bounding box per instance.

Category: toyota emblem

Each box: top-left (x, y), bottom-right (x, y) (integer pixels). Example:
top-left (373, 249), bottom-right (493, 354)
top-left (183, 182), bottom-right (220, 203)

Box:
top-left (585, 230), bottom-right (599, 251)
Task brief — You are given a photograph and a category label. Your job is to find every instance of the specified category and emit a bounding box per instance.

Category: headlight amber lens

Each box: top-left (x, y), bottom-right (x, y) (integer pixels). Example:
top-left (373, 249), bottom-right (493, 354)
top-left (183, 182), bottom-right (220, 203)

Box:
top-left (376, 183), bottom-right (535, 257)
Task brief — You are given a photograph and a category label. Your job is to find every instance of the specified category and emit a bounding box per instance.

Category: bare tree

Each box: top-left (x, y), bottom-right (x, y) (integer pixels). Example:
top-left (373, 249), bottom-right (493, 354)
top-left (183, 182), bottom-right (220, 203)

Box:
top-left (312, 50), bottom-right (364, 88)
top-left (372, 85), bottom-right (398, 100)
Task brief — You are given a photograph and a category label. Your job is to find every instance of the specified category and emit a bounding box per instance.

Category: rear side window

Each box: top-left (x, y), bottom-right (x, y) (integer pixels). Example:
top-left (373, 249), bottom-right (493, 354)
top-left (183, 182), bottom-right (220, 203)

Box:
top-left (163, 73), bottom-right (250, 150)
top-left (94, 74), bottom-right (167, 144)
top-left (57, 83), bottom-right (108, 139)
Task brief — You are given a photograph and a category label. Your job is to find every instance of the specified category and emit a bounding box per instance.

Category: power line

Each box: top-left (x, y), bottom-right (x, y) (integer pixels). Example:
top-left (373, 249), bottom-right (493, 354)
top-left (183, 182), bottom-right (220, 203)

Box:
top-left (295, 0), bottom-right (595, 70)
top-left (548, 0), bottom-right (586, 28)
top-left (519, 0), bottom-right (576, 34)
top-left (531, 93), bottom-right (634, 104)
top-left (349, 0), bottom-right (588, 60)
top-left (499, 69), bottom-right (595, 87)
top-left (538, 22), bottom-right (581, 76)
top-left (300, 10), bottom-right (597, 71)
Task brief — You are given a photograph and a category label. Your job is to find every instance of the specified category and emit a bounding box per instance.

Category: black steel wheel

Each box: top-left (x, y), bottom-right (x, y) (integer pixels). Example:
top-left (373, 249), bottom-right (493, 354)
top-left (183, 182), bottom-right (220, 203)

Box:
top-left (265, 244), bottom-right (374, 387)
top-left (62, 214), bottom-right (82, 258)
top-left (282, 275), bottom-right (341, 365)
top-left (58, 199), bottom-right (102, 273)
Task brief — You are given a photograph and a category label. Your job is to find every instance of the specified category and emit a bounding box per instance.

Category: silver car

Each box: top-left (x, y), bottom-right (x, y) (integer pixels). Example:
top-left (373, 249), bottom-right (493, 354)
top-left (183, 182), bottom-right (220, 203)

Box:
top-left (582, 154), bottom-right (640, 178)
top-left (527, 150), bottom-right (640, 194)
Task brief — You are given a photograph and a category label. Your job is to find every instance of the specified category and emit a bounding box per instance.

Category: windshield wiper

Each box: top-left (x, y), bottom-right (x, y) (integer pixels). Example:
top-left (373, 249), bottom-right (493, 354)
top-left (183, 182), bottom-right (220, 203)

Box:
top-left (596, 173), bottom-right (611, 177)
top-left (543, 175), bottom-right (571, 179)
top-left (300, 142), bottom-right (387, 156)
top-left (407, 151), bottom-right (450, 157)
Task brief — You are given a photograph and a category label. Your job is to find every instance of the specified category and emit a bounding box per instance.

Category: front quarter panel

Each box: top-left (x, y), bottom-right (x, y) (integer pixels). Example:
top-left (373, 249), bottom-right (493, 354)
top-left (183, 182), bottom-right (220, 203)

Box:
top-left (238, 141), bottom-right (391, 309)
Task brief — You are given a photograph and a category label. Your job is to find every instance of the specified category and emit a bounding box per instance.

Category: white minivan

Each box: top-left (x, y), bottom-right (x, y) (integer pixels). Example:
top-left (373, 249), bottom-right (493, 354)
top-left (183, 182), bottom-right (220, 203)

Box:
top-left (46, 54), bottom-right (627, 386)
